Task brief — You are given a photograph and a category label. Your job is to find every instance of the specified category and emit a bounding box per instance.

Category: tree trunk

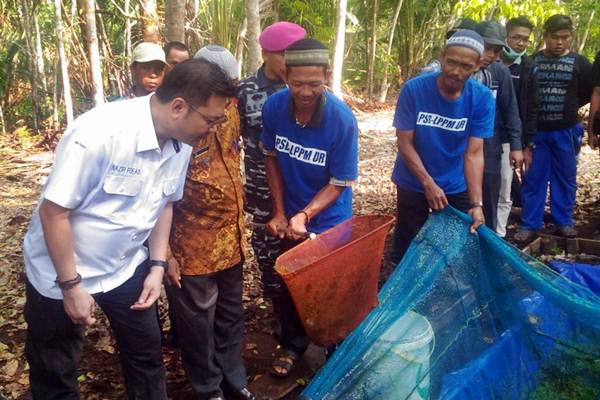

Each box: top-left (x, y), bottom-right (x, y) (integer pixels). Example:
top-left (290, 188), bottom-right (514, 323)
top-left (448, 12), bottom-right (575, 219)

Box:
top-left (0, 103), bottom-right (6, 136)
top-left (245, 0), bottom-right (261, 72)
top-left (83, 0), bottom-right (104, 106)
top-left (331, 0), bottom-right (347, 99)
top-left (165, 0), bottom-right (186, 42)
top-left (366, 0), bottom-right (379, 97)
top-left (237, 17), bottom-right (248, 77)
top-left (140, 0), bottom-right (160, 43)
top-left (33, 10), bottom-right (48, 94)
top-left (55, 0), bottom-right (74, 124)
top-left (17, 0), bottom-right (39, 130)
top-left (578, 9), bottom-right (595, 53)
top-left (378, 0), bottom-right (403, 102)
top-left (124, 0), bottom-right (132, 60)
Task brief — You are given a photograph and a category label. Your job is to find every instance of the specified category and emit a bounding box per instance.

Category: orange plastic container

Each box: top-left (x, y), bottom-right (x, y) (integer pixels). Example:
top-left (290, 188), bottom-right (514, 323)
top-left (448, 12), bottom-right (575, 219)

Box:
top-left (275, 215), bottom-right (395, 346)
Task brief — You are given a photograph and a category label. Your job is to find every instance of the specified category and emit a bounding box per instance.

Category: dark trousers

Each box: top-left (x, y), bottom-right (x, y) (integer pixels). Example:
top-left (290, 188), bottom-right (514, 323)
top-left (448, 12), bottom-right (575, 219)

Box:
top-left (250, 228), bottom-right (283, 299)
top-left (391, 187), bottom-right (470, 265)
top-left (25, 262), bottom-right (167, 400)
top-left (271, 238), bottom-right (310, 357)
top-left (483, 171), bottom-right (501, 231)
top-left (167, 263), bottom-right (247, 399)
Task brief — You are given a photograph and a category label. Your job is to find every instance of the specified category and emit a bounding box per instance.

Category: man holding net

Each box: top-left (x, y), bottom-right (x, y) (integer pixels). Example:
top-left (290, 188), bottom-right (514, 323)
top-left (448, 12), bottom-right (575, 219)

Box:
top-left (260, 38), bottom-right (359, 377)
top-left (390, 29), bottom-right (495, 264)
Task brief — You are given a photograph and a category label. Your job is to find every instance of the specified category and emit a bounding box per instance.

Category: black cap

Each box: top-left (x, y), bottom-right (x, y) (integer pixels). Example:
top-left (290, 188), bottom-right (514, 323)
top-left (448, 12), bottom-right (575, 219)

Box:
top-left (475, 20), bottom-right (507, 47)
top-left (284, 38), bottom-right (329, 67)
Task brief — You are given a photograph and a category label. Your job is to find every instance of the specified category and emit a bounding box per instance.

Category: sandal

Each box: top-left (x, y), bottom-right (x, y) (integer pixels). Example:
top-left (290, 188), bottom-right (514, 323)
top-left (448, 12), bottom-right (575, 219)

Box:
top-left (270, 350), bottom-right (299, 378)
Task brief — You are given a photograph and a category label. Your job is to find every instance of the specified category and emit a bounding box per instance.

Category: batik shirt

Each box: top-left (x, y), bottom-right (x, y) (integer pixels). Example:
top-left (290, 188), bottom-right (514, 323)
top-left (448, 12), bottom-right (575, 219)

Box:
top-left (170, 101), bottom-right (247, 275)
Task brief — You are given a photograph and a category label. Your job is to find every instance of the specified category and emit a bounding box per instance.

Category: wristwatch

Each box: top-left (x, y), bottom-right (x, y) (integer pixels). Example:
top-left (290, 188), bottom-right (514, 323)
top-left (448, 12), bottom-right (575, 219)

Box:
top-left (469, 201), bottom-right (484, 209)
top-left (149, 259), bottom-right (169, 269)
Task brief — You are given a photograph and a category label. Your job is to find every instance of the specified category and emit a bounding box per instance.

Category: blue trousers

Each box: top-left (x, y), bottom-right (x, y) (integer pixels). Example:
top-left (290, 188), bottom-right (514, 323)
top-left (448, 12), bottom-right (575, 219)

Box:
top-left (521, 125), bottom-right (581, 230)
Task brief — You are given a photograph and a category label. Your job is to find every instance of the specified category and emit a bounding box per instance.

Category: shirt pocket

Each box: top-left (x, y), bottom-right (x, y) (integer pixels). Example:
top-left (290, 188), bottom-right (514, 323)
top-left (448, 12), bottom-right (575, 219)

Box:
top-left (163, 177), bottom-right (181, 197)
top-left (103, 175), bottom-right (143, 196)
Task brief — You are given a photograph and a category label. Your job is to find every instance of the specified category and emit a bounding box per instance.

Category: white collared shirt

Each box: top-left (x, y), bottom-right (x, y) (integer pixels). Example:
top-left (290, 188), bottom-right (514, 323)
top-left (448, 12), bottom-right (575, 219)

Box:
top-left (24, 95), bottom-right (192, 299)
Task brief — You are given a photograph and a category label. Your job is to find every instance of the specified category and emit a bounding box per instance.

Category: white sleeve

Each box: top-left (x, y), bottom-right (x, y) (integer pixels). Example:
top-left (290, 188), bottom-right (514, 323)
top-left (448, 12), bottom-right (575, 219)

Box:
top-left (43, 120), bottom-right (108, 209)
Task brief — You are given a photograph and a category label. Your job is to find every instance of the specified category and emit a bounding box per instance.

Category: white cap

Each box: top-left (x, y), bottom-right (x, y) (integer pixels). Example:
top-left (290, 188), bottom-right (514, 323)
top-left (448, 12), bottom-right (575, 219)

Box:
top-left (131, 42), bottom-right (166, 64)
top-left (194, 45), bottom-right (239, 80)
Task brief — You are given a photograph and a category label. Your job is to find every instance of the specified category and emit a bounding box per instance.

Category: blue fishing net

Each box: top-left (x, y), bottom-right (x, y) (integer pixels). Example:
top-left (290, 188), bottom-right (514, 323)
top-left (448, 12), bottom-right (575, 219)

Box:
top-left (302, 207), bottom-right (600, 400)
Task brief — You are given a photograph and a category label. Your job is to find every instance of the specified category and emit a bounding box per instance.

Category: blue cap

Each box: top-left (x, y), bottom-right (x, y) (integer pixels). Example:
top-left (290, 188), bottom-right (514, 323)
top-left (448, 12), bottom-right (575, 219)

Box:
top-left (446, 29), bottom-right (485, 56)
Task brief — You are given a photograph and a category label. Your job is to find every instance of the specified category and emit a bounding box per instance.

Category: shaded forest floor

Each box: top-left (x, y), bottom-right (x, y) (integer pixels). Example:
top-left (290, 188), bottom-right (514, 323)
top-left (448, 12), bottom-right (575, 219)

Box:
top-left (1, 108), bottom-right (600, 399)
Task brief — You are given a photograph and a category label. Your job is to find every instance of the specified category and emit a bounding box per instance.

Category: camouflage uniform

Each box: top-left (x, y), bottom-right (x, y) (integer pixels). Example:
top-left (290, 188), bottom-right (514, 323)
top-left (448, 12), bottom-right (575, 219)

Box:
top-left (237, 65), bottom-right (286, 298)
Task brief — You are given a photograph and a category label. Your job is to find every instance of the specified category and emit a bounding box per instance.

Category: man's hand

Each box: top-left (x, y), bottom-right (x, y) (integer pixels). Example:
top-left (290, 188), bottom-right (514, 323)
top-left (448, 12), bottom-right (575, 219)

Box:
top-left (509, 150), bottom-right (524, 171)
top-left (423, 180), bottom-right (448, 210)
top-left (266, 213), bottom-right (288, 238)
top-left (468, 206), bottom-right (485, 233)
top-left (131, 267), bottom-right (164, 310)
top-left (522, 146), bottom-right (533, 172)
top-left (165, 257), bottom-right (181, 289)
top-left (287, 212), bottom-right (308, 241)
top-left (62, 285), bottom-right (96, 326)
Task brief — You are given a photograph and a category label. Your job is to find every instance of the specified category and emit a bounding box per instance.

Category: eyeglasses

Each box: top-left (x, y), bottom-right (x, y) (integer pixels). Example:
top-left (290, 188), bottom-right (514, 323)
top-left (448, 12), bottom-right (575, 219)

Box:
top-left (187, 102), bottom-right (227, 127)
top-left (508, 35), bottom-right (530, 45)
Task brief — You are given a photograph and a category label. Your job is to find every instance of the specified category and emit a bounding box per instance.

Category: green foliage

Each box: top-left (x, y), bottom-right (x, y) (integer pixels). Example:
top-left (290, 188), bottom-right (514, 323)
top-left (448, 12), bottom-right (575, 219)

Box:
top-left (277, 0), bottom-right (337, 45)
top-left (196, 0), bottom-right (245, 50)
top-left (1, 0), bottom-right (600, 137)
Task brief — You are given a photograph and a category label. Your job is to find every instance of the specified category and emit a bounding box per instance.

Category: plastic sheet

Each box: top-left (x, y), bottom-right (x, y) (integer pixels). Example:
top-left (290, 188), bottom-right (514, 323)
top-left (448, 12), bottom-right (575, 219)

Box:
top-left (302, 207), bottom-right (600, 400)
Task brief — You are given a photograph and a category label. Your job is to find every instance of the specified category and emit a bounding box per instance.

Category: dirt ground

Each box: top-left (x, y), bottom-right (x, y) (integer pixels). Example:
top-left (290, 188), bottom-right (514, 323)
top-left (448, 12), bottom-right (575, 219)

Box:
top-left (1, 107), bottom-right (599, 399)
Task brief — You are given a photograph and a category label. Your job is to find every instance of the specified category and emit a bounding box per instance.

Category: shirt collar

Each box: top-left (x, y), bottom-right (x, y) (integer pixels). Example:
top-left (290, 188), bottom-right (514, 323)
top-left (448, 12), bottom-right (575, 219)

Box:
top-left (136, 94), bottom-right (181, 155)
top-left (287, 92), bottom-right (326, 129)
top-left (256, 64), bottom-right (286, 89)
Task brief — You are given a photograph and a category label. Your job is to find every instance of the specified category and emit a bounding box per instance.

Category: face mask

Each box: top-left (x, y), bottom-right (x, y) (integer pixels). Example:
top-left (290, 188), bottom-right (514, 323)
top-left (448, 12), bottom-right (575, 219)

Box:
top-left (503, 46), bottom-right (526, 61)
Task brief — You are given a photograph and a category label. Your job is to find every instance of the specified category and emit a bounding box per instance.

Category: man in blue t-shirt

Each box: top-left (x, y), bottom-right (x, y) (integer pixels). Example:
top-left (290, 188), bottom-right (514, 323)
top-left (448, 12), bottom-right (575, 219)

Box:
top-left (260, 38), bottom-right (358, 377)
top-left (391, 30), bottom-right (495, 263)
top-left (515, 15), bottom-right (592, 242)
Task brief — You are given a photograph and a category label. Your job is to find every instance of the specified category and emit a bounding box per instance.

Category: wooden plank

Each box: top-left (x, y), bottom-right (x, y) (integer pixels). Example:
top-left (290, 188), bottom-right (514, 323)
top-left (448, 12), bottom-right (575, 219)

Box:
top-left (536, 234), bottom-right (600, 256)
top-left (521, 237), bottom-right (542, 255)
top-left (576, 238), bottom-right (600, 255)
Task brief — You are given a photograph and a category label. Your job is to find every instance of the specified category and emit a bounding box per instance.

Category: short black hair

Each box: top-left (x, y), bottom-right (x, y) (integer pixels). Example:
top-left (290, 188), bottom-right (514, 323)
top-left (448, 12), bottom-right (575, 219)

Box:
top-left (155, 59), bottom-right (236, 106)
top-left (543, 14), bottom-right (573, 35)
top-left (506, 16), bottom-right (534, 33)
top-left (446, 18), bottom-right (479, 40)
top-left (163, 41), bottom-right (189, 56)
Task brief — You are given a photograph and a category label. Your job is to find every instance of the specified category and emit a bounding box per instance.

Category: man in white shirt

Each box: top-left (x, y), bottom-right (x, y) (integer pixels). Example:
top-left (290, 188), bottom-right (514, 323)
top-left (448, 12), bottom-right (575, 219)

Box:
top-left (23, 59), bottom-right (235, 400)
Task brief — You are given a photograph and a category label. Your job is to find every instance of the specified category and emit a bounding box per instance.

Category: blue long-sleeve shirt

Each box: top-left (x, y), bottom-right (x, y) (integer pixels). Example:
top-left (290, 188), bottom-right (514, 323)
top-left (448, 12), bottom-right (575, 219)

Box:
top-left (474, 61), bottom-right (522, 173)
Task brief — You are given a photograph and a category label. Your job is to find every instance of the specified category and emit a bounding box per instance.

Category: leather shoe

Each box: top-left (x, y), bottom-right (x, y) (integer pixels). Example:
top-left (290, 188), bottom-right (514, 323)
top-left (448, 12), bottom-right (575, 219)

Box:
top-left (236, 388), bottom-right (256, 400)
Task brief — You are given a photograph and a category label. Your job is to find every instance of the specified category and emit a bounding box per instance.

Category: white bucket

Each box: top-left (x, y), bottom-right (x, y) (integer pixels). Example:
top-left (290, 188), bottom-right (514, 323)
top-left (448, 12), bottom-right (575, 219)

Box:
top-left (346, 311), bottom-right (434, 400)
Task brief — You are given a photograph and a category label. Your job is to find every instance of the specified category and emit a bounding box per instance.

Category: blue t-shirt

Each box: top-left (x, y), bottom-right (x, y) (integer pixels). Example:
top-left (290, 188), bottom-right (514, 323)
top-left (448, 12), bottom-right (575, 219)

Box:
top-left (392, 72), bottom-right (495, 194)
top-left (261, 90), bottom-right (358, 233)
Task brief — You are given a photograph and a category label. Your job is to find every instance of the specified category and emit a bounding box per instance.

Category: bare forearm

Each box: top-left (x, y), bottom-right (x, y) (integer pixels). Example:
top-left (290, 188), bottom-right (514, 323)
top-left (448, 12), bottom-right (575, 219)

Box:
top-left (302, 184), bottom-right (346, 220)
top-left (590, 88), bottom-right (600, 132)
top-left (397, 141), bottom-right (434, 187)
top-left (464, 147), bottom-right (484, 204)
top-left (148, 202), bottom-right (173, 261)
top-left (265, 155), bottom-right (286, 216)
top-left (39, 200), bottom-right (78, 281)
